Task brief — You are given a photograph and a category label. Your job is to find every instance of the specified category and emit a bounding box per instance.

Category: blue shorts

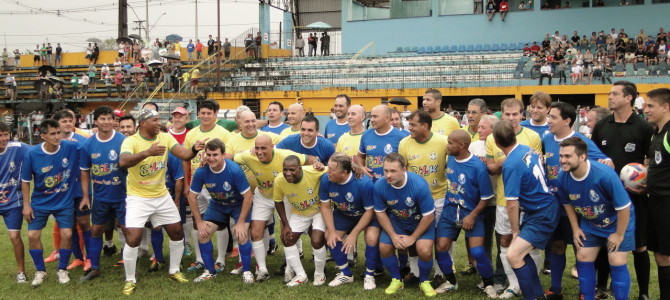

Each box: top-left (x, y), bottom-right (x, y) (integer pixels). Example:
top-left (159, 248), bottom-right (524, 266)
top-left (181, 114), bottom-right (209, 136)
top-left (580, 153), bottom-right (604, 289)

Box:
top-left (518, 202), bottom-right (559, 249)
top-left (28, 207), bottom-right (75, 231)
top-left (203, 202), bottom-right (250, 228)
top-left (380, 219), bottom-right (435, 245)
top-left (91, 200), bottom-right (126, 226)
top-left (436, 205), bottom-right (485, 240)
top-left (582, 230), bottom-right (635, 252)
top-left (0, 206), bottom-right (24, 231)
top-left (75, 197), bottom-right (91, 217)
top-left (551, 216), bottom-right (574, 244)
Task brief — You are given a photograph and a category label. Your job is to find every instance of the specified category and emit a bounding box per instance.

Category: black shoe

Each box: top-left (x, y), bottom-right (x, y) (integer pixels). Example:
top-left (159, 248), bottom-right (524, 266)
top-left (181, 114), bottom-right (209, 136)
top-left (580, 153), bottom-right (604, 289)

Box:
top-left (273, 262), bottom-right (286, 276)
top-left (103, 244), bottom-right (117, 257)
top-left (80, 269), bottom-right (101, 282)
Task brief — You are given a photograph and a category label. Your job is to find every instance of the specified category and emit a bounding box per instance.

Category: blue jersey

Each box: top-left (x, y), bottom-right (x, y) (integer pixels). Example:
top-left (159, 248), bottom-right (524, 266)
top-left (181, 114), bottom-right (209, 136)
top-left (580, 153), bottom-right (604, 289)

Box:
top-left (324, 119), bottom-right (349, 144)
top-left (543, 131), bottom-right (609, 193)
top-left (276, 134), bottom-right (335, 163)
top-left (502, 144), bottom-right (555, 212)
top-left (260, 123), bottom-right (289, 135)
top-left (374, 172), bottom-right (435, 228)
top-left (189, 159), bottom-right (250, 211)
top-left (557, 160), bottom-right (635, 237)
top-left (165, 152), bottom-right (184, 198)
top-left (79, 131), bottom-right (127, 203)
top-left (520, 119), bottom-right (549, 138)
top-left (0, 142), bottom-right (30, 209)
top-left (445, 154), bottom-right (494, 211)
top-left (21, 141), bottom-right (80, 211)
top-left (319, 173), bottom-right (374, 217)
top-left (359, 127), bottom-right (409, 181)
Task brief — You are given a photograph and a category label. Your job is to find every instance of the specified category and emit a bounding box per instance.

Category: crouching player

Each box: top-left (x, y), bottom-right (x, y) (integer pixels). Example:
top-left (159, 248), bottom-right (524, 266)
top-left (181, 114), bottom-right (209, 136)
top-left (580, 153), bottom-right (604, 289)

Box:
top-left (557, 137), bottom-right (634, 300)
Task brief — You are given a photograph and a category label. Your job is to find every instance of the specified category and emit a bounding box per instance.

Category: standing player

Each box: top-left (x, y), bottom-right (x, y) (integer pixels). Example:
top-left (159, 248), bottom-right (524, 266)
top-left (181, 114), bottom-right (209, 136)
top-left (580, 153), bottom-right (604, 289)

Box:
top-left (520, 92), bottom-right (551, 137)
top-left (556, 137), bottom-right (634, 300)
top-left (277, 115), bottom-right (335, 163)
top-left (188, 139), bottom-right (254, 283)
top-left (260, 101), bottom-right (289, 134)
top-left (374, 153), bottom-right (436, 297)
top-left (0, 122), bottom-right (29, 283)
top-left (335, 105), bottom-right (366, 158)
top-left (274, 156), bottom-right (327, 286)
top-left (22, 119), bottom-right (80, 285)
top-left (493, 120), bottom-right (559, 300)
top-left (279, 103), bottom-right (305, 139)
top-left (422, 89), bottom-right (460, 137)
top-left (118, 109), bottom-right (207, 295)
top-left (324, 94), bottom-right (351, 145)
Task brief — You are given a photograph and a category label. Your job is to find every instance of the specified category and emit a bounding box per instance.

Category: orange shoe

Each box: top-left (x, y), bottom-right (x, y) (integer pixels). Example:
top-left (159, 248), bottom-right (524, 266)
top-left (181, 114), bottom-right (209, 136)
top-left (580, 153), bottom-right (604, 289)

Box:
top-left (44, 251), bottom-right (60, 263)
top-left (230, 247), bottom-right (239, 258)
top-left (83, 259), bottom-right (92, 272)
top-left (67, 259), bottom-right (84, 270)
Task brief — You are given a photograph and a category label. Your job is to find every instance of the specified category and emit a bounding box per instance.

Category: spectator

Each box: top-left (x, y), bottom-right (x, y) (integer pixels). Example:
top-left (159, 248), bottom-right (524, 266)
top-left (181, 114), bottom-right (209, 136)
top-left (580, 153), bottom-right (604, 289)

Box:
top-left (223, 38), bottom-right (231, 61)
top-left (539, 61), bottom-right (552, 85)
top-left (485, 0), bottom-right (497, 21)
top-left (295, 34), bottom-right (305, 57)
top-left (13, 49), bottom-right (21, 71)
top-left (196, 39), bottom-right (203, 61)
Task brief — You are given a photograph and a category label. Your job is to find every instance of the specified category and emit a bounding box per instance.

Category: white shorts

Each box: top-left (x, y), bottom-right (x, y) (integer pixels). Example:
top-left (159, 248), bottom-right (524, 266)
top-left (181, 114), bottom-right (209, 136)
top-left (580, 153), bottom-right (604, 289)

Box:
top-left (126, 193), bottom-right (181, 228)
top-left (434, 197), bottom-right (445, 227)
top-left (251, 189), bottom-right (275, 222)
top-left (288, 212), bottom-right (325, 233)
top-left (196, 188), bottom-right (211, 214)
top-left (495, 205), bottom-right (512, 236)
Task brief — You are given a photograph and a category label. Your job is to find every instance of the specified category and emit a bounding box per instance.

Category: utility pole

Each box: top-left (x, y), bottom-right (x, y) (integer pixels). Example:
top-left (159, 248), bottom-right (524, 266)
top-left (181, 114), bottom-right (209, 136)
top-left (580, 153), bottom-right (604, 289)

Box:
top-left (119, 0), bottom-right (128, 38)
top-left (132, 20), bottom-right (145, 40)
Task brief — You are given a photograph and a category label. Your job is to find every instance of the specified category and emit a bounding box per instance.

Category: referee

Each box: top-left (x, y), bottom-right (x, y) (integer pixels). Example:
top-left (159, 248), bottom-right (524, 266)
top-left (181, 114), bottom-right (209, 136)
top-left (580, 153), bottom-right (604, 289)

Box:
top-left (590, 81), bottom-right (654, 300)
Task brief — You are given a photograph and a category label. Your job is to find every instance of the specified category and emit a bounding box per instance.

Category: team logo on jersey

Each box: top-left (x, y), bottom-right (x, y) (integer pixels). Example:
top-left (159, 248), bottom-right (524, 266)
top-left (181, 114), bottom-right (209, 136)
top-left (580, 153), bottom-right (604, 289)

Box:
top-left (223, 182), bottom-right (232, 191)
top-left (458, 173), bottom-right (466, 185)
top-left (656, 151), bottom-right (662, 164)
top-left (345, 192), bottom-right (354, 203)
top-left (384, 144), bottom-right (392, 154)
top-left (62, 158), bottom-right (69, 168)
top-left (624, 143), bottom-right (636, 153)
top-left (109, 150), bottom-right (118, 161)
top-left (307, 188), bottom-right (313, 195)
top-left (8, 161), bottom-right (15, 173)
top-left (601, 140), bottom-right (607, 146)
top-left (405, 197), bottom-right (414, 207)
top-left (589, 189), bottom-right (600, 202)
top-left (430, 152), bottom-right (437, 161)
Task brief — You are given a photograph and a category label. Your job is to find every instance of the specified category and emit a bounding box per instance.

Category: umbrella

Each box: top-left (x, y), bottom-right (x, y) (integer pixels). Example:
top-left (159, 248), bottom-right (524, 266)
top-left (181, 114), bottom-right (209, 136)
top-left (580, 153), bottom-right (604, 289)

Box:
top-left (305, 22), bottom-right (332, 29)
top-left (165, 34), bottom-right (183, 43)
top-left (129, 34), bottom-right (142, 40)
top-left (161, 54), bottom-right (181, 61)
top-left (116, 36), bottom-right (133, 45)
top-left (86, 38), bottom-right (103, 44)
top-left (389, 97), bottom-right (411, 106)
top-left (38, 65), bottom-right (57, 76)
top-left (48, 76), bottom-right (66, 84)
top-left (128, 67), bottom-right (146, 74)
top-left (33, 79), bottom-right (52, 90)
top-left (147, 59), bottom-right (163, 67)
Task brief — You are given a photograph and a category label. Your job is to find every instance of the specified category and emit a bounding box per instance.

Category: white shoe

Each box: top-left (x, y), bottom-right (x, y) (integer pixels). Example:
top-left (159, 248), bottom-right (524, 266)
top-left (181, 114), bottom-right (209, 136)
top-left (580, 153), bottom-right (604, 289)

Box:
top-left (328, 272), bottom-right (354, 287)
top-left (312, 273), bottom-right (326, 286)
top-left (31, 271), bottom-right (46, 286)
top-left (243, 271), bottom-right (255, 284)
top-left (484, 285), bottom-right (499, 298)
top-left (193, 270), bottom-right (216, 283)
top-left (286, 274), bottom-right (308, 287)
top-left (498, 287), bottom-right (521, 299)
top-left (435, 281), bottom-right (458, 293)
top-left (283, 269), bottom-right (296, 284)
top-left (57, 269), bottom-right (70, 284)
top-left (17, 272), bottom-right (27, 284)
top-left (363, 275), bottom-right (376, 290)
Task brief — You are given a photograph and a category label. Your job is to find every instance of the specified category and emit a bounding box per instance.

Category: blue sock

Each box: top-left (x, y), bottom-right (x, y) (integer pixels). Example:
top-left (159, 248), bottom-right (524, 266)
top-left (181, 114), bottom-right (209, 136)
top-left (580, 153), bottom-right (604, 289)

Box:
top-left (365, 245), bottom-right (379, 276)
top-left (58, 248), bottom-right (72, 270)
top-left (330, 242), bottom-right (352, 276)
top-left (577, 260), bottom-right (596, 300)
top-left (418, 258), bottom-right (433, 282)
top-left (89, 236), bottom-right (103, 270)
top-left (71, 230), bottom-right (83, 260)
top-left (471, 246), bottom-right (494, 279)
top-left (513, 255), bottom-right (541, 300)
top-left (524, 254), bottom-right (544, 298)
top-left (398, 253), bottom-right (409, 268)
top-left (82, 230), bottom-right (92, 256)
top-left (435, 251), bottom-right (454, 275)
top-left (381, 254), bottom-right (401, 280)
top-left (610, 264), bottom-right (630, 300)
top-left (29, 249), bottom-right (46, 271)
top-left (151, 228), bottom-right (165, 262)
top-left (550, 253), bottom-right (567, 293)
top-left (239, 241), bottom-right (252, 272)
top-left (199, 241), bottom-right (215, 274)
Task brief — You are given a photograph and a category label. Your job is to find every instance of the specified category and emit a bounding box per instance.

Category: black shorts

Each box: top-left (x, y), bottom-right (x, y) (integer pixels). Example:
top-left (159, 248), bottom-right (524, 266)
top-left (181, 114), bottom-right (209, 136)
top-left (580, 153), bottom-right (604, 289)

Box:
top-left (631, 192), bottom-right (648, 249)
top-left (647, 195), bottom-right (670, 255)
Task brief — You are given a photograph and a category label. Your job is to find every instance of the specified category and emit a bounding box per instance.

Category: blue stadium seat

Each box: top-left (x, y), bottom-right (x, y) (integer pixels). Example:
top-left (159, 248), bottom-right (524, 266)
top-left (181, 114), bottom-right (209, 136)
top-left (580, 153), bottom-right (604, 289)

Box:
top-left (396, 47), bottom-right (403, 52)
top-left (466, 45), bottom-right (474, 52)
top-left (500, 43), bottom-right (508, 51)
top-left (449, 45), bottom-right (457, 52)
top-left (442, 45), bottom-right (450, 52)
top-left (483, 44), bottom-right (491, 51)
top-left (434, 46), bottom-right (441, 53)
top-left (411, 47), bottom-right (418, 52)
top-left (404, 47), bottom-right (411, 52)
top-left (491, 44), bottom-right (499, 51)
top-left (474, 44), bottom-right (482, 52)
top-left (417, 47), bottom-right (425, 53)
top-left (424, 46), bottom-right (432, 53)
top-left (458, 45), bottom-right (466, 52)
top-left (508, 43), bottom-right (516, 51)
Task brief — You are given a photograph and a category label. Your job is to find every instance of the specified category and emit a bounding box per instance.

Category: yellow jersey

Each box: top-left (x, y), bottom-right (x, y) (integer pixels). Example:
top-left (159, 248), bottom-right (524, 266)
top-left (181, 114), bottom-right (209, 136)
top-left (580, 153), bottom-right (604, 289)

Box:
top-left (183, 124), bottom-right (231, 181)
top-left (226, 131), bottom-right (281, 190)
top-left (335, 131), bottom-right (363, 157)
top-left (234, 149), bottom-right (307, 199)
top-left (486, 127), bottom-right (542, 206)
top-left (431, 113), bottom-right (460, 137)
top-left (273, 166), bottom-right (326, 217)
top-left (121, 132), bottom-right (179, 198)
top-left (462, 125), bottom-right (480, 142)
top-left (398, 133), bottom-right (448, 200)
top-left (278, 127), bottom-right (300, 141)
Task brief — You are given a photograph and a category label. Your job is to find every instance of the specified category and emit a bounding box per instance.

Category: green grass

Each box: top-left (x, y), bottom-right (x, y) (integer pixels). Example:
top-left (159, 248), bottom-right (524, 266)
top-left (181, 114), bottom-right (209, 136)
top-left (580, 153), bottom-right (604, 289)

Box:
top-left (0, 218), bottom-right (659, 299)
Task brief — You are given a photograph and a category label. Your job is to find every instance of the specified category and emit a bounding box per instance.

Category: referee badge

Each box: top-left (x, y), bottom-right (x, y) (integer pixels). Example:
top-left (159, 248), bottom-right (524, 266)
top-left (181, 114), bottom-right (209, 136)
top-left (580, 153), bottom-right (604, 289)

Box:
top-left (656, 150), bottom-right (662, 164)
top-left (405, 197), bottom-right (414, 207)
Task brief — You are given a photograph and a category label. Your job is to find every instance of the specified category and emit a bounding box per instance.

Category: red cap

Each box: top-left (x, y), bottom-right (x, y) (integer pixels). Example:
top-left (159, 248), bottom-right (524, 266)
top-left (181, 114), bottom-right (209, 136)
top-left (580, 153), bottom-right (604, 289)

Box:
top-left (172, 107), bottom-right (188, 115)
top-left (113, 109), bottom-right (125, 117)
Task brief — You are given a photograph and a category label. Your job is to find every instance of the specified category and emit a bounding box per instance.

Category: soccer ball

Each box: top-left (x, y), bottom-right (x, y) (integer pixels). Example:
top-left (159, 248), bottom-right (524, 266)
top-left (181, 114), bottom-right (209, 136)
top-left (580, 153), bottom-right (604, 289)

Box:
top-left (619, 163), bottom-right (647, 189)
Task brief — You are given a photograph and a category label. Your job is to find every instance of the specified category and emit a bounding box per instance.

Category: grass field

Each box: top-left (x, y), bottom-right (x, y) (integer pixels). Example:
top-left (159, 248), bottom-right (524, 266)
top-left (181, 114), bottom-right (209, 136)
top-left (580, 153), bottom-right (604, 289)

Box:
top-left (0, 218), bottom-right (658, 299)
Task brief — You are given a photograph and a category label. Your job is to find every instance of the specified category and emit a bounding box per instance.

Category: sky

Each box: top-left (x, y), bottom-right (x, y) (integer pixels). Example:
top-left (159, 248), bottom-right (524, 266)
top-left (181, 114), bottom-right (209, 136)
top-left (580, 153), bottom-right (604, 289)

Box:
top-left (0, 0), bottom-right (285, 52)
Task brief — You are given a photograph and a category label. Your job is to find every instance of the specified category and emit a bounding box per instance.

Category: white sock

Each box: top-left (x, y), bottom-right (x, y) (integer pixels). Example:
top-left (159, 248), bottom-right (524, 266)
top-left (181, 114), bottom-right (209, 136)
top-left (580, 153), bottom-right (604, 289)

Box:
top-left (313, 246), bottom-right (327, 275)
top-left (169, 239), bottom-right (185, 274)
top-left (284, 245), bottom-right (306, 277)
top-left (409, 256), bottom-right (419, 276)
top-left (140, 229), bottom-right (149, 250)
top-left (530, 248), bottom-right (543, 276)
top-left (123, 245), bottom-right (139, 283)
top-left (252, 240), bottom-right (267, 272)
top-left (500, 246), bottom-right (519, 290)
top-left (193, 229), bottom-right (202, 263)
top-left (216, 229), bottom-right (229, 264)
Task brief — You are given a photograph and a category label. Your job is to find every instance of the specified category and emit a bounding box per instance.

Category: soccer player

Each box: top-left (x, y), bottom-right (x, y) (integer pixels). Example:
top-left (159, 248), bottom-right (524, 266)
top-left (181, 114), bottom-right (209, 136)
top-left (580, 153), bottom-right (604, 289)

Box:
top-left (324, 94), bottom-right (351, 145)
top-left (422, 89), bottom-right (460, 136)
top-left (493, 120), bottom-right (559, 300)
top-left (78, 106), bottom-right (127, 282)
top-left (274, 156), bottom-right (327, 286)
top-left (0, 122), bottom-right (29, 283)
top-left (188, 138), bottom-right (254, 283)
top-left (118, 109), bottom-right (207, 295)
top-left (319, 154), bottom-right (375, 288)
top-left (434, 129), bottom-right (497, 298)
top-left (279, 103), bottom-right (305, 139)
top-left (335, 105), bottom-right (366, 158)
top-left (355, 105), bottom-right (409, 181)
top-left (374, 153), bottom-right (436, 297)
top-left (22, 119), bottom-right (80, 285)
top-left (556, 137), bottom-right (634, 300)
top-left (520, 91), bottom-right (551, 137)
top-left (118, 115), bottom-right (137, 137)
top-left (260, 101), bottom-right (289, 134)
top-left (277, 115), bottom-right (335, 163)
top-left (643, 88), bottom-right (670, 299)
top-left (464, 98), bottom-right (487, 141)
